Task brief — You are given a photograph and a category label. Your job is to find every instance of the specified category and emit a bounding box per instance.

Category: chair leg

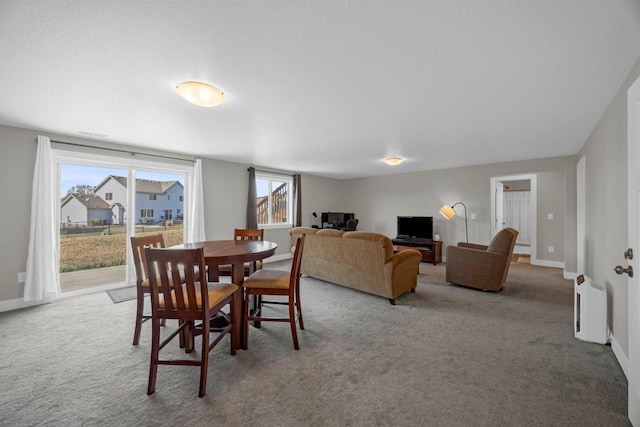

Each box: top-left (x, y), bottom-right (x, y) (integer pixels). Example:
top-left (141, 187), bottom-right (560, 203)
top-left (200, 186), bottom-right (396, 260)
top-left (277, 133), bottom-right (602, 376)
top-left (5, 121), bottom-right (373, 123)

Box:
top-left (133, 287), bottom-right (145, 345)
top-left (242, 290), bottom-right (250, 350)
top-left (147, 317), bottom-right (161, 395)
top-left (295, 283), bottom-right (304, 330)
top-left (230, 292), bottom-right (239, 355)
top-left (198, 319), bottom-right (210, 397)
top-left (289, 297), bottom-right (300, 350)
top-left (253, 295), bottom-right (262, 328)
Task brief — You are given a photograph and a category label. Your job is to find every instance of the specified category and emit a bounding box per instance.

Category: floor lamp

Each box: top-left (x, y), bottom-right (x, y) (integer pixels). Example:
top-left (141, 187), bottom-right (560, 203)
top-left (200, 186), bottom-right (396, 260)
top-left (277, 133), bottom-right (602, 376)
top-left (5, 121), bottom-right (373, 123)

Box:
top-left (439, 202), bottom-right (468, 242)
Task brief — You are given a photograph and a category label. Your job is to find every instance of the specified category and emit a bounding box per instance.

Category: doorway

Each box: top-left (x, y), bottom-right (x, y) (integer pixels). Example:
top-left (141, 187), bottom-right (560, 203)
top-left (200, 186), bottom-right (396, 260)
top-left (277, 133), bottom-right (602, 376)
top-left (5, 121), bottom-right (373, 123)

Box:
top-left (490, 174), bottom-right (537, 264)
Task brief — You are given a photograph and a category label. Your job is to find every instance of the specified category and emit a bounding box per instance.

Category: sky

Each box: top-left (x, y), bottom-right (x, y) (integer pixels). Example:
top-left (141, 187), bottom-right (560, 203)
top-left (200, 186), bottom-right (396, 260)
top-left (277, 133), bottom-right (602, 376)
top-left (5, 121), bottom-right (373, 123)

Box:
top-left (60, 163), bottom-right (184, 197)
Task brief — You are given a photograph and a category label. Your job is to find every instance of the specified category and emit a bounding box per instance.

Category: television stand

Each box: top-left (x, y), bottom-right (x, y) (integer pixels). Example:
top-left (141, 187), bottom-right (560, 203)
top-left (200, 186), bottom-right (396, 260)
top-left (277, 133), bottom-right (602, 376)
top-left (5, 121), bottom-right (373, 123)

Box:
top-left (392, 239), bottom-right (442, 265)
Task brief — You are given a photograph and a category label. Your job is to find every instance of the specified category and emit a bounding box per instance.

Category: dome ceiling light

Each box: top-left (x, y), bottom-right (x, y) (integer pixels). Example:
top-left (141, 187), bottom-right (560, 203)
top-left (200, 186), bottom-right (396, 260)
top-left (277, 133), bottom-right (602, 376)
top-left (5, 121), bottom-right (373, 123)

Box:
top-left (383, 156), bottom-right (404, 166)
top-left (176, 81), bottom-right (226, 107)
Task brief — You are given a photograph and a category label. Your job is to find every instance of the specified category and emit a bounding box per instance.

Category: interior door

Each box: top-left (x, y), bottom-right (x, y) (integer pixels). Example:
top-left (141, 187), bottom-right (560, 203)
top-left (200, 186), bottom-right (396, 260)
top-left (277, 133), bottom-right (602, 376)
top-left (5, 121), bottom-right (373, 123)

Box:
top-left (627, 75), bottom-right (640, 426)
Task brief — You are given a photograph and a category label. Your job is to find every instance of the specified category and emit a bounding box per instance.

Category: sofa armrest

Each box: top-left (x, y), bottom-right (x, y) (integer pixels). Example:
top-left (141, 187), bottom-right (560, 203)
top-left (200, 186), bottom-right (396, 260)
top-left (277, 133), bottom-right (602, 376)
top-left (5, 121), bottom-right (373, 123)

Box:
top-left (386, 249), bottom-right (422, 297)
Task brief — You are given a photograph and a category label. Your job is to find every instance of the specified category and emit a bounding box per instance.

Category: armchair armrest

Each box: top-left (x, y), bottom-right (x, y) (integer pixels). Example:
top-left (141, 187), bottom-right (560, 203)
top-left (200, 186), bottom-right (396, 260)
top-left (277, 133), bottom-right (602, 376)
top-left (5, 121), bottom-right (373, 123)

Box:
top-left (457, 242), bottom-right (488, 251)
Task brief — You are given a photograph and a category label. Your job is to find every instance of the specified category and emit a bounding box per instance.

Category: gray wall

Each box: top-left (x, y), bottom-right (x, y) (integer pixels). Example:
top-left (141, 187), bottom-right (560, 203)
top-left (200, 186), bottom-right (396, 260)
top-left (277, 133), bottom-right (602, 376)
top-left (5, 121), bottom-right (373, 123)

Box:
top-left (0, 124), bottom-right (341, 303)
top-left (339, 157), bottom-right (576, 268)
top-left (577, 57), bottom-right (640, 359)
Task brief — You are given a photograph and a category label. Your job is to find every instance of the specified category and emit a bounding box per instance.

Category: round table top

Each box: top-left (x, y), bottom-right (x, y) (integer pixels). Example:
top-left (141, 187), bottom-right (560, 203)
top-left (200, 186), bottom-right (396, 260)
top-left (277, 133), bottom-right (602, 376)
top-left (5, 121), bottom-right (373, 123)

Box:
top-left (176, 240), bottom-right (278, 264)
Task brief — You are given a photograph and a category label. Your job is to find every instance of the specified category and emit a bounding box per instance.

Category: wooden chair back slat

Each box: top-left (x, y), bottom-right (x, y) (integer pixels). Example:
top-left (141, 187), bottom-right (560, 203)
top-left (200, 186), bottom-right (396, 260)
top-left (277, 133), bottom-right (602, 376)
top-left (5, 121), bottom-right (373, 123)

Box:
top-left (145, 247), bottom-right (208, 317)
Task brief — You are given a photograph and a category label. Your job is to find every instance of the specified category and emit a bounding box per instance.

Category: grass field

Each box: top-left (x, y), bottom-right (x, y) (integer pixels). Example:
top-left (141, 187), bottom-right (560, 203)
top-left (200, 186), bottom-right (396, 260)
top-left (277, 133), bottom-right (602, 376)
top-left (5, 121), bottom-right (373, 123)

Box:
top-left (59, 226), bottom-right (184, 272)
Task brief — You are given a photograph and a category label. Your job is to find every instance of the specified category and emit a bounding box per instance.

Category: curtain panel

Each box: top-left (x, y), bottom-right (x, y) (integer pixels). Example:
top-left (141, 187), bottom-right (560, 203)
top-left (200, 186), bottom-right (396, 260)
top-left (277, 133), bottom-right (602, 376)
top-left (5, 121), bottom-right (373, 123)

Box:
top-left (186, 159), bottom-right (206, 243)
top-left (293, 174), bottom-right (302, 227)
top-left (503, 191), bottom-right (531, 246)
top-left (246, 167), bottom-right (258, 229)
top-left (24, 135), bottom-right (60, 301)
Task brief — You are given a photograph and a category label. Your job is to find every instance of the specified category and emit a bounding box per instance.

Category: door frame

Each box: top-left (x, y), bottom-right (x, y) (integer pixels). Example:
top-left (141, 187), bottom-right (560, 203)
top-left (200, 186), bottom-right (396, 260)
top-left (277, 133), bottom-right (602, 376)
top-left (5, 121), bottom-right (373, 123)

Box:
top-left (576, 155), bottom-right (586, 275)
top-left (490, 174), bottom-right (537, 264)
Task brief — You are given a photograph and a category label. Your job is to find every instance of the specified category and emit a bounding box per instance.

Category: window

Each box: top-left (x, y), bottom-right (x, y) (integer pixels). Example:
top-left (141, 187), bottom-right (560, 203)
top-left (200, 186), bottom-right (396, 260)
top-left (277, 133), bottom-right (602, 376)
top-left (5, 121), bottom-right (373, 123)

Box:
top-left (105, 192), bottom-right (113, 200)
top-left (141, 209), bottom-right (154, 218)
top-left (164, 210), bottom-right (173, 220)
top-left (149, 194), bottom-right (156, 200)
top-left (256, 173), bottom-right (293, 226)
top-left (167, 195), bottom-right (170, 200)
top-left (179, 196), bottom-right (184, 202)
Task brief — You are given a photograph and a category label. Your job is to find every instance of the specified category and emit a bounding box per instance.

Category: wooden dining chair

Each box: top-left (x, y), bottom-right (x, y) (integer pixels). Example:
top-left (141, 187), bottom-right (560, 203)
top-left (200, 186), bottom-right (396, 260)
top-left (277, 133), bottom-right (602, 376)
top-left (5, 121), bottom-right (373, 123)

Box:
top-left (241, 234), bottom-right (306, 350)
top-left (218, 228), bottom-right (265, 278)
top-left (130, 233), bottom-right (166, 346)
top-left (145, 246), bottom-right (239, 397)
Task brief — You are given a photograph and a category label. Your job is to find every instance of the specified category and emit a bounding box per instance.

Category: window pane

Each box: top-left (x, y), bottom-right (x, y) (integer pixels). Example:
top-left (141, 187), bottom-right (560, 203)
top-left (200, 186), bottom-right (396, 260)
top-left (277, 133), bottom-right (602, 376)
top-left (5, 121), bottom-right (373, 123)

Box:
top-left (134, 170), bottom-right (185, 248)
top-left (271, 180), bottom-right (288, 224)
top-left (59, 164), bottom-right (128, 292)
top-left (256, 178), bottom-right (269, 225)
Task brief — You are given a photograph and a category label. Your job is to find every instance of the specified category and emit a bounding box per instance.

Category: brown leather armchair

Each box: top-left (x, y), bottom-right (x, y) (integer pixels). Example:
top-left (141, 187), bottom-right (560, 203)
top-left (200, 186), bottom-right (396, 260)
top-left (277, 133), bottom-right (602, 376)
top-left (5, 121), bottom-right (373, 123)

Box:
top-left (445, 227), bottom-right (519, 291)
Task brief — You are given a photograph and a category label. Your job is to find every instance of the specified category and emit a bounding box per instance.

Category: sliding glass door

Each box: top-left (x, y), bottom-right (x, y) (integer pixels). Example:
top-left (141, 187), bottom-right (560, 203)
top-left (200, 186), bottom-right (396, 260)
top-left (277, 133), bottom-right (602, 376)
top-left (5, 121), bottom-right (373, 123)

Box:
top-left (55, 149), bottom-right (193, 294)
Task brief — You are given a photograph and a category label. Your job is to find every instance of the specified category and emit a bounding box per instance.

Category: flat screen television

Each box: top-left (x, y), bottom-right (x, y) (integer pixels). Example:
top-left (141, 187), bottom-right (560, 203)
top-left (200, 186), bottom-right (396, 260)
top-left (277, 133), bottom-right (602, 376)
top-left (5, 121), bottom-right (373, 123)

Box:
top-left (397, 216), bottom-right (433, 241)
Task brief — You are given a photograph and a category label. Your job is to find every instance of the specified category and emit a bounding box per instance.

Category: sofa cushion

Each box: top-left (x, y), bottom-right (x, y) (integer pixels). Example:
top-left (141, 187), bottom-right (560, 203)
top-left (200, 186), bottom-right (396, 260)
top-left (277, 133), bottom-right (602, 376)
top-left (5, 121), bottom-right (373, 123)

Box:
top-left (342, 231), bottom-right (394, 262)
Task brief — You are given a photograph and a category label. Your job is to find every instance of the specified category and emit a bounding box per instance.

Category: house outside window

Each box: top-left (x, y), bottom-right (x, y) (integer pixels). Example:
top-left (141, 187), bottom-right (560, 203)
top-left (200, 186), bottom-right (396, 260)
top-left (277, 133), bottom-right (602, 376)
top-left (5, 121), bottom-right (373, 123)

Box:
top-left (105, 192), bottom-right (113, 200)
top-left (256, 172), bottom-right (293, 227)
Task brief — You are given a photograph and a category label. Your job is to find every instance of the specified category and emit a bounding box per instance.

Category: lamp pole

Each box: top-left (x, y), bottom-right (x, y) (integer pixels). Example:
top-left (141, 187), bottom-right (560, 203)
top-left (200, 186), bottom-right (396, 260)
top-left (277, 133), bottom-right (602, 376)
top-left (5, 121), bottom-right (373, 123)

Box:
top-left (451, 202), bottom-right (469, 242)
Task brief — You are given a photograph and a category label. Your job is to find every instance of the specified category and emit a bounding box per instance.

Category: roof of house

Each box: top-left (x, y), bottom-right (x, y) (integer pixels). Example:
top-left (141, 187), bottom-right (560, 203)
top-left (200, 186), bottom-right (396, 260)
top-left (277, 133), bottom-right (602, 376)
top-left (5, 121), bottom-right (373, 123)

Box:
top-left (61, 194), bottom-right (112, 210)
top-left (95, 175), bottom-right (183, 194)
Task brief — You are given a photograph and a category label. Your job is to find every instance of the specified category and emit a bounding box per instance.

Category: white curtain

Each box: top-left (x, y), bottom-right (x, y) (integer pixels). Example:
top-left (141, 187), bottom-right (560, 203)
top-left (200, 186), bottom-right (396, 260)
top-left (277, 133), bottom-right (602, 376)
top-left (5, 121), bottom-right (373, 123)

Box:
top-left (503, 191), bottom-right (531, 246)
top-left (186, 159), bottom-right (206, 243)
top-left (24, 135), bottom-right (60, 301)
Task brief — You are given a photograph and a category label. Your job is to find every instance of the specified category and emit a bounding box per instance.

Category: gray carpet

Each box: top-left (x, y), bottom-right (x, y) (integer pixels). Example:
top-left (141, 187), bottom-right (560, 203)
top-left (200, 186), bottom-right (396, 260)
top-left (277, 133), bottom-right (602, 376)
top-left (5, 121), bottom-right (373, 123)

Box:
top-left (0, 262), bottom-right (629, 426)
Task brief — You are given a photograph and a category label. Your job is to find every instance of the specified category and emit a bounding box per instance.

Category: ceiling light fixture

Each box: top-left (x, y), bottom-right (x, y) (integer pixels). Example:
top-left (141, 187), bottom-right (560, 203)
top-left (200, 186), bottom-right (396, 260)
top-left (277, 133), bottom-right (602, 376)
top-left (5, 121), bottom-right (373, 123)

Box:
top-left (176, 81), bottom-right (226, 107)
top-left (383, 156), bottom-right (404, 166)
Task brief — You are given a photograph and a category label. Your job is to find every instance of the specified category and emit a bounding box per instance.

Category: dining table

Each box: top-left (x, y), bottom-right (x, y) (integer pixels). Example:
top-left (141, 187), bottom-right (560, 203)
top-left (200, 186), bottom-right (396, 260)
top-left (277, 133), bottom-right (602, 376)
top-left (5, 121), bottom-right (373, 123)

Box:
top-left (173, 239), bottom-right (278, 349)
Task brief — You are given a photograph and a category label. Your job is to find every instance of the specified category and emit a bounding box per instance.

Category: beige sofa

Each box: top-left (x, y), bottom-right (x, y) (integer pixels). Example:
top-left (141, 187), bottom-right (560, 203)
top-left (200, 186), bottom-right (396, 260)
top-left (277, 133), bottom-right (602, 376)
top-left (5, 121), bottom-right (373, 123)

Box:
top-left (289, 227), bottom-right (422, 304)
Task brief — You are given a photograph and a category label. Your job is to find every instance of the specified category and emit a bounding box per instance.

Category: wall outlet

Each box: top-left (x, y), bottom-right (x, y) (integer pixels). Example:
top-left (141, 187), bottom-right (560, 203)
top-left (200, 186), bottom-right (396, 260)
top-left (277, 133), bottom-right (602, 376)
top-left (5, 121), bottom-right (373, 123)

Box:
top-left (18, 272), bottom-right (26, 283)
top-left (470, 213), bottom-right (477, 220)
top-left (547, 213), bottom-right (554, 220)
top-left (548, 246), bottom-right (554, 253)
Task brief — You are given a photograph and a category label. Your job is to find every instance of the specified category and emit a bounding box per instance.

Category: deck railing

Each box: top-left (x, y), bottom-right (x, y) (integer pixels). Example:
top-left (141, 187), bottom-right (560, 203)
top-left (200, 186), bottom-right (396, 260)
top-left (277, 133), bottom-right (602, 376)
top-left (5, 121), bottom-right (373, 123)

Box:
top-left (256, 182), bottom-right (288, 224)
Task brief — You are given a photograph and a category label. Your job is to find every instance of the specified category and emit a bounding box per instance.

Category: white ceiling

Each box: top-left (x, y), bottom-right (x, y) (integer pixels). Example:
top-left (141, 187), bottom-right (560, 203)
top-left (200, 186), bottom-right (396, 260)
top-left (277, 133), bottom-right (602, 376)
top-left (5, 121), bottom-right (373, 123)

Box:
top-left (1, 1), bottom-right (639, 179)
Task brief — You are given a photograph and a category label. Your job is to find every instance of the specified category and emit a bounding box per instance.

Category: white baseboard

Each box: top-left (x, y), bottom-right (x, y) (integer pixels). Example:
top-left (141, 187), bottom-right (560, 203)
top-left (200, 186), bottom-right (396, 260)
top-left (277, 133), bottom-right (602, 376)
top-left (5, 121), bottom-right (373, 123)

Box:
top-left (531, 259), bottom-right (565, 269)
top-left (610, 334), bottom-right (628, 379)
top-left (563, 270), bottom-right (579, 281)
top-left (0, 296), bottom-right (53, 313)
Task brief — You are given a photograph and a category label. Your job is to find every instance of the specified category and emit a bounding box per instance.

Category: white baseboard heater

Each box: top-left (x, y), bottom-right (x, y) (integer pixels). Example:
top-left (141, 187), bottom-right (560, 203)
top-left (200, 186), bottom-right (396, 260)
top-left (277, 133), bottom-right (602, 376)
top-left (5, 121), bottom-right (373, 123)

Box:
top-left (574, 274), bottom-right (608, 345)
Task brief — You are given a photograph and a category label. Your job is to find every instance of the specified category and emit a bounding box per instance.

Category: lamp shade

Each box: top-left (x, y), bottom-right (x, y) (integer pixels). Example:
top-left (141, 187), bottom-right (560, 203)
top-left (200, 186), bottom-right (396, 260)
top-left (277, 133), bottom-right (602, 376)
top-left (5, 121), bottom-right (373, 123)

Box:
top-left (439, 204), bottom-right (456, 220)
top-left (176, 81), bottom-right (226, 107)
